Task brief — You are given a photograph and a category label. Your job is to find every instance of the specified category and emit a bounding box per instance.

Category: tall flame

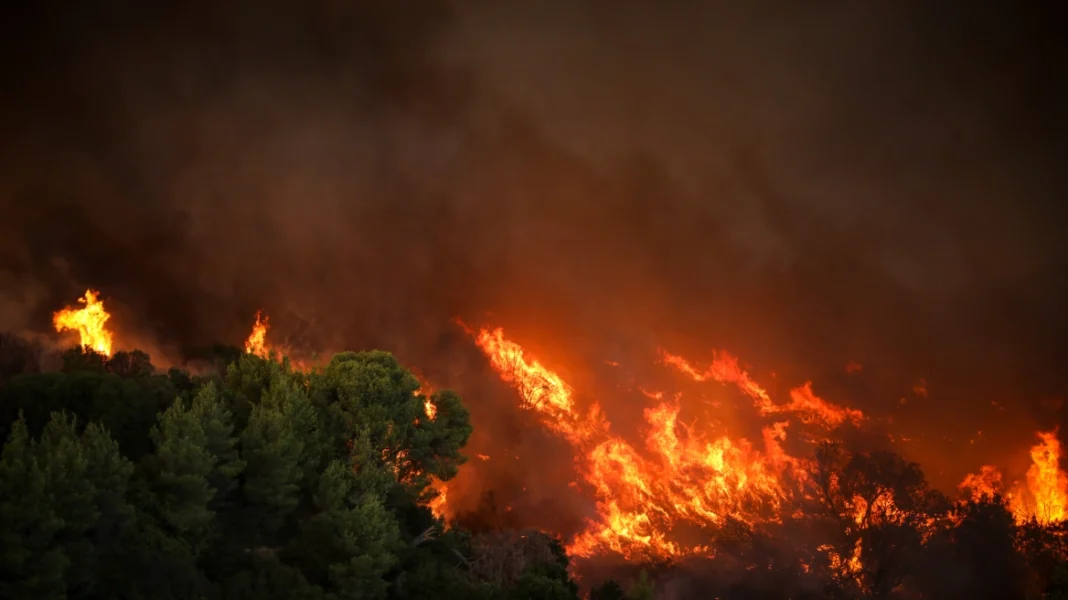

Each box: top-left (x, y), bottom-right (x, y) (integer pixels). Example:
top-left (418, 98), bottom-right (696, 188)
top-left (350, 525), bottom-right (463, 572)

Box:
top-left (245, 310), bottom-right (270, 357)
top-left (959, 430), bottom-right (1068, 525)
top-left (1024, 430), bottom-right (1068, 523)
top-left (53, 289), bottom-right (114, 356)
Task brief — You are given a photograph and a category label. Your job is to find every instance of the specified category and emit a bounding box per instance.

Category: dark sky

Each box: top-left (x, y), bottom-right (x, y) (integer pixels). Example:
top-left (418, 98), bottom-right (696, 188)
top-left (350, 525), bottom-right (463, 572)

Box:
top-left (0, 1), bottom-right (1065, 489)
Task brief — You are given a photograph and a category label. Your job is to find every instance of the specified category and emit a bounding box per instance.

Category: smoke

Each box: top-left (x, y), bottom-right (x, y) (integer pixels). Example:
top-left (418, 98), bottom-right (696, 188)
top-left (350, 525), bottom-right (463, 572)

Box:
top-left (0, 0), bottom-right (1065, 509)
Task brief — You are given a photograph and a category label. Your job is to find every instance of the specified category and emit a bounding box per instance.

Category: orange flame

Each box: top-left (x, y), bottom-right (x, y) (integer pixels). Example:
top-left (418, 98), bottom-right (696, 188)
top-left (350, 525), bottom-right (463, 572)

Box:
top-left (244, 310), bottom-right (270, 357)
top-left (412, 371), bottom-right (438, 421)
top-left (959, 430), bottom-right (1068, 525)
top-left (1019, 430), bottom-right (1068, 524)
top-left (53, 289), bottom-right (114, 356)
top-left (474, 327), bottom-right (608, 445)
top-left (958, 464), bottom-right (1004, 503)
top-left (429, 482), bottom-right (448, 519)
top-left (472, 326), bottom-right (811, 559)
top-left (661, 351), bottom-right (864, 429)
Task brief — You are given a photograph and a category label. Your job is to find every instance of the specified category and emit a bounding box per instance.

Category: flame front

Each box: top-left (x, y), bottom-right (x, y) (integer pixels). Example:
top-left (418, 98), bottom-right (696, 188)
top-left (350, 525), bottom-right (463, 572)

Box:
top-left (53, 289), bottom-right (114, 356)
top-left (245, 310), bottom-right (270, 357)
top-left (472, 327), bottom-right (819, 559)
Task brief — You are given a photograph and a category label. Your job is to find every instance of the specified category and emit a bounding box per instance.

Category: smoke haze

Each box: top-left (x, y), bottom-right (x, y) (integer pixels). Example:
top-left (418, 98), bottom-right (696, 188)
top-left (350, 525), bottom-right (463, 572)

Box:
top-left (1, 0), bottom-right (1065, 496)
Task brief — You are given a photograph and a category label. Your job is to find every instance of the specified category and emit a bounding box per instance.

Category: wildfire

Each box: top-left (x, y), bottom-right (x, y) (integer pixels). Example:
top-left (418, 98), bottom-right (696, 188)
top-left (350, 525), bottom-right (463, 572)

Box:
top-left (244, 310), bottom-right (270, 357)
top-left (471, 326), bottom-right (812, 559)
top-left (961, 430), bottom-right (1068, 525)
top-left (44, 291), bottom-right (1068, 567)
top-left (53, 289), bottom-right (114, 356)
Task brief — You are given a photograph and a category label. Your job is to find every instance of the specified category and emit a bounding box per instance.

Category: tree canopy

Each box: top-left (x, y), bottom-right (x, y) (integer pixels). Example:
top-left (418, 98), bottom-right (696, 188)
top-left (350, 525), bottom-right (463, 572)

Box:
top-left (2, 343), bottom-right (1068, 599)
top-left (0, 346), bottom-right (588, 600)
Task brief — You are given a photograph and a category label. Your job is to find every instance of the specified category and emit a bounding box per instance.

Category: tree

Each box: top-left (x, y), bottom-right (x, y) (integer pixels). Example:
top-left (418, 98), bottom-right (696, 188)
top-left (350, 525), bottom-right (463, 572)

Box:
top-left (239, 381), bottom-right (308, 540)
top-left (911, 496), bottom-right (1027, 599)
top-left (0, 412), bottom-right (135, 599)
top-left (191, 382), bottom-right (245, 508)
top-left (0, 349), bottom-right (180, 460)
top-left (0, 344), bottom-right (592, 600)
top-left (0, 417), bottom-right (72, 600)
top-left (467, 530), bottom-right (579, 599)
top-left (811, 442), bottom-right (947, 598)
top-left (78, 420), bottom-right (136, 598)
top-left (140, 397), bottom-right (218, 556)
top-left (309, 351), bottom-right (472, 515)
top-left (285, 460), bottom-right (402, 600)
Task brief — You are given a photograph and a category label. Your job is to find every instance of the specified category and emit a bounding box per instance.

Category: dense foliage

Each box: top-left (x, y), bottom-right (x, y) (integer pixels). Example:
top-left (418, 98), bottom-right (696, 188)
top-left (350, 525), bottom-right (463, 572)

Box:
top-left (0, 346), bottom-right (616, 600)
top-left (2, 339), bottom-right (1068, 599)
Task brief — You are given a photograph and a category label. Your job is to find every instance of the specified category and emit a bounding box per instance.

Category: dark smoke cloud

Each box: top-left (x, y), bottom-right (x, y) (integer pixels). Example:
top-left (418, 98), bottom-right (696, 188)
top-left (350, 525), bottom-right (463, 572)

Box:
top-left (1, 0), bottom-right (1065, 497)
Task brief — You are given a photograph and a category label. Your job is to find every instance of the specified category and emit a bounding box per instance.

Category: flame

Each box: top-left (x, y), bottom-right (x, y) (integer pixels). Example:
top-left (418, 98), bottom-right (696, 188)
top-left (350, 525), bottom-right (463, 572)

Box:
top-left (429, 482), bottom-right (448, 519)
top-left (472, 326), bottom-right (812, 559)
top-left (53, 289), bottom-right (114, 356)
top-left (1023, 431), bottom-right (1068, 523)
top-left (474, 327), bottom-right (608, 445)
top-left (412, 372), bottom-right (438, 421)
top-left (958, 464), bottom-right (1004, 502)
top-left (660, 350), bottom-right (772, 408)
top-left (244, 310), bottom-right (270, 357)
top-left (777, 382), bottom-right (865, 429)
top-left (959, 430), bottom-right (1068, 525)
top-left (821, 538), bottom-right (864, 584)
top-left (661, 351), bottom-right (863, 429)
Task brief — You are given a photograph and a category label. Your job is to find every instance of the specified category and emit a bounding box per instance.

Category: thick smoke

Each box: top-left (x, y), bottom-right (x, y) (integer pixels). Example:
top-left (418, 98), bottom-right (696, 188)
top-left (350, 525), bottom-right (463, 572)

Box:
top-left (0, 0), bottom-right (1065, 513)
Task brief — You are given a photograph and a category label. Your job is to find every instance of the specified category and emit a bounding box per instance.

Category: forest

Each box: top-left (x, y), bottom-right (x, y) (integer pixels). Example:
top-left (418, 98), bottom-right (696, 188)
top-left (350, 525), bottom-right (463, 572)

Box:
top-left (1, 337), bottom-right (1068, 600)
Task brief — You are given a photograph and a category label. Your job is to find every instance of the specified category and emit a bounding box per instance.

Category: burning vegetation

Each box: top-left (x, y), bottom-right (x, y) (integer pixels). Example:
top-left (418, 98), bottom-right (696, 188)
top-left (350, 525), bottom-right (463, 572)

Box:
top-left (52, 289), bottom-right (114, 357)
top-left (2, 0), bottom-right (1063, 597)
top-left (2, 290), bottom-right (1068, 599)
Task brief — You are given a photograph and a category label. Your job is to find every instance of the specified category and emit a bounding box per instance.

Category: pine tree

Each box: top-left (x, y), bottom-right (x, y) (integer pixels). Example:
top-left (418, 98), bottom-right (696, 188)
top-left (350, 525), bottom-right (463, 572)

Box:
top-left (79, 421), bottom-right (135, 598)
top-left (0, 417), bottom-right (69, 600)
top-left (241, 386), bottom-right (305, 539)
top-left (191, 382), bottom-right (246, 507)
top-left (286, 461), bottom-right (401, 600)
top-left (36, 413), bottom-right (99, 593)
top-left (145, 397), bottom-right (217, 555)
